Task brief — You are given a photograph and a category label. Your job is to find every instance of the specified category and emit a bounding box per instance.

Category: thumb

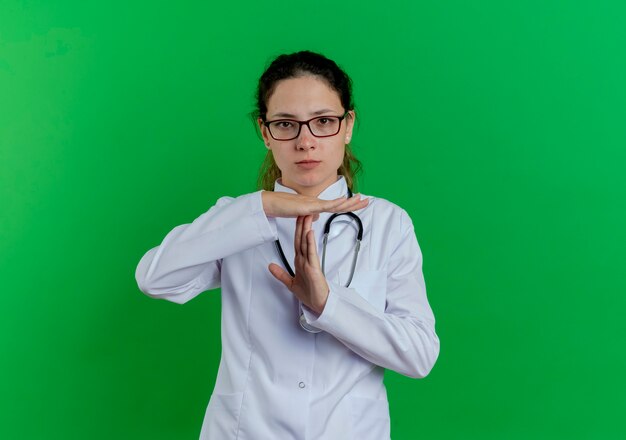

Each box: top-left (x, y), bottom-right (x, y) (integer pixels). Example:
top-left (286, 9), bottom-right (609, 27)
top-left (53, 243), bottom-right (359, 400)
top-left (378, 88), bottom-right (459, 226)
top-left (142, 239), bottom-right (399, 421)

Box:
top-left (268, 263), bottom-right (293, 288)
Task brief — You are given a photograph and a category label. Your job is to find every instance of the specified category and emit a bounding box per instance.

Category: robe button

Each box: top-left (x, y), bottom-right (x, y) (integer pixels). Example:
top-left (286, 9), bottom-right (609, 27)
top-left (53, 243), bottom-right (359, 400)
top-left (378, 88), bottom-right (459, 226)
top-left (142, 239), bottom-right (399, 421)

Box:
top-left (298, 382), bottom-right (306, 388)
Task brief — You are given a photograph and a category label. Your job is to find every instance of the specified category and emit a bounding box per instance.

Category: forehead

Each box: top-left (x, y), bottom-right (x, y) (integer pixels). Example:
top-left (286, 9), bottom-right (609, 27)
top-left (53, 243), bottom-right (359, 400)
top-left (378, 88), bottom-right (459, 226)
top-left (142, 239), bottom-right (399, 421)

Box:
top-left (267, 75), bottom-right (343, 118)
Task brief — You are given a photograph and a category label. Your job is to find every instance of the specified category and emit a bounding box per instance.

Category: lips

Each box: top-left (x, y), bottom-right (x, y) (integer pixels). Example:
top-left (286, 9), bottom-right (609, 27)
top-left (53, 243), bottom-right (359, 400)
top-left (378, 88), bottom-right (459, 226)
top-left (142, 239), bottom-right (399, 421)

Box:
top-left (296, 160), bottom-right (321, 170)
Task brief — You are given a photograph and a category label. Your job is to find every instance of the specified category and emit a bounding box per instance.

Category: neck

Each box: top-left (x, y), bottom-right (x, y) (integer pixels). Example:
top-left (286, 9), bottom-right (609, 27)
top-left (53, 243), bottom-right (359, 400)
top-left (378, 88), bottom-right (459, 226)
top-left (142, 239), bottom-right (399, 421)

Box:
top-left (281, 176), bottom-right (339, 197)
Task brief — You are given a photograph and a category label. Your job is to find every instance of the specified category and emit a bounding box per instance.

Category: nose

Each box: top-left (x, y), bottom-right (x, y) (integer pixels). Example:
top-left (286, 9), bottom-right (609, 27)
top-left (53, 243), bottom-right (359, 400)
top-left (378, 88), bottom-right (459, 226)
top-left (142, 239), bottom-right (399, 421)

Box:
top-left (296, 123), bottom-right (316, 150)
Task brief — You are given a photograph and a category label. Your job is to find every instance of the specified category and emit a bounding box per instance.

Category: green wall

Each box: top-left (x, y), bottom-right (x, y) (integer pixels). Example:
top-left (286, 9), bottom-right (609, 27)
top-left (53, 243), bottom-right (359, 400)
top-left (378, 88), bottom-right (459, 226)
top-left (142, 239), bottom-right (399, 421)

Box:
top-left (1, 1), bottom-right (624, 439)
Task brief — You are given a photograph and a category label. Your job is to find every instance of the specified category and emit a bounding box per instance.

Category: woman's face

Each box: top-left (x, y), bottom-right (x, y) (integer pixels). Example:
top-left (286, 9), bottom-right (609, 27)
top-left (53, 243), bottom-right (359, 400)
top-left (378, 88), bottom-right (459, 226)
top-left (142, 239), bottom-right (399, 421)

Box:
top-left (258, 75), bottom-right (355, 197)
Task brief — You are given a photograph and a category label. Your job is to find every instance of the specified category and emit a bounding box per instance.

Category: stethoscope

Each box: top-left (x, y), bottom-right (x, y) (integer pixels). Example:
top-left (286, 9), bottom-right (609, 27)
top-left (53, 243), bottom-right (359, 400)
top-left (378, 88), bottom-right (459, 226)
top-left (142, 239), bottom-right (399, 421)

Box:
top-left (274, 188), bottom-right (364, 333)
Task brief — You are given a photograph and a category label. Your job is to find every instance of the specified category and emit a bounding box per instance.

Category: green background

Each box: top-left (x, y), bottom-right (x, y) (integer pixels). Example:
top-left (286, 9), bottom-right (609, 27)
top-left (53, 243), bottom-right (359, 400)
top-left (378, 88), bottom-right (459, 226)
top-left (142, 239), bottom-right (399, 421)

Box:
top-left (1, 1), bottom-right (625, 439)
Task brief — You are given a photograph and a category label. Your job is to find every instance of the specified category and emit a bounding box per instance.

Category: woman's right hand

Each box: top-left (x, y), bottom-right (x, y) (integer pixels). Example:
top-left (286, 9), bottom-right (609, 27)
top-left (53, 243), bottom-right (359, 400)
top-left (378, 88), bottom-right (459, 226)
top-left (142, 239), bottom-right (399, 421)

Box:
top-left (261, 191), bottom-right (369, 220)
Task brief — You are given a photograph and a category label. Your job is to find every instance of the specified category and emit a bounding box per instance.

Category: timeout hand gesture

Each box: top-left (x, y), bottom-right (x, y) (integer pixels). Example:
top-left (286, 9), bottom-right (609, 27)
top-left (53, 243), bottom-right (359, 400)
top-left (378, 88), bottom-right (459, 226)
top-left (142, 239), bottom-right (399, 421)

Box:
top-left (264, 192), bottom-right (369, 314)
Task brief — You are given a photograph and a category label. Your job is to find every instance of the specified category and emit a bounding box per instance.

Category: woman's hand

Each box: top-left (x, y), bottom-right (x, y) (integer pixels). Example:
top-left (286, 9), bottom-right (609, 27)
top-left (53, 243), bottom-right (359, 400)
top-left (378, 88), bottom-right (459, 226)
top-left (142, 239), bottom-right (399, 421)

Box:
top-left (268, 215), bottom-right (330, 314)
top-left (262, 191), bottom-right (369, 220)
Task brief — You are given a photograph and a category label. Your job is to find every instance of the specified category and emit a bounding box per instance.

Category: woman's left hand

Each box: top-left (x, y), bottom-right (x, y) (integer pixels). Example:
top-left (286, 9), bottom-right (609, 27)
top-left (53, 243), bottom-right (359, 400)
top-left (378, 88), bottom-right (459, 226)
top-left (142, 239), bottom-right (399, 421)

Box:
top-left (268, 215), bottom-right (329, 314)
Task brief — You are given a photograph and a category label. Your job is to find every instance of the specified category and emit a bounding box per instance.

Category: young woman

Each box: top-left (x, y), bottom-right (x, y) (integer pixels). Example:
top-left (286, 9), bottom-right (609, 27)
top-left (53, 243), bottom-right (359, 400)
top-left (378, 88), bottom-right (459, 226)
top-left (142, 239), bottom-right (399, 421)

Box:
top-left (135, 50), bottom-right (440, 440)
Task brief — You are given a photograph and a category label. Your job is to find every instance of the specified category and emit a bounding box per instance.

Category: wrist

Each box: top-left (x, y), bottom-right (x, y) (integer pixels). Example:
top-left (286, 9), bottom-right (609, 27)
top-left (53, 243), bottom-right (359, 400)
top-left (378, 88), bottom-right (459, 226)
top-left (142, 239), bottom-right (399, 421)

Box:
top-left (261, 190), bottom-right (272, 217)
top-left (314, 287), bottom-right (330, 314)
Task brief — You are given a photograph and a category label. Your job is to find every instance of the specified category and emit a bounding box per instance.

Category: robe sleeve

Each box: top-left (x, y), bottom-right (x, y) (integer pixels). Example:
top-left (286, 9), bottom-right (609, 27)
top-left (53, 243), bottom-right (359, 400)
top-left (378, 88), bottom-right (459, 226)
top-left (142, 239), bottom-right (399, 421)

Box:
top-left (301, 208), bottom-right (440, 378)
top-left (135, 190), bottom-right (277, 304)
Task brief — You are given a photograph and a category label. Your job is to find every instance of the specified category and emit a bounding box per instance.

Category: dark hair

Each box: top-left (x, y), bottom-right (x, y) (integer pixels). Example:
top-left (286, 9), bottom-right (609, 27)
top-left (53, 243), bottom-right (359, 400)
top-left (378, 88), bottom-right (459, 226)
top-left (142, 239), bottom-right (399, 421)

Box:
top-left (252, 50), bottom-right (362, 191)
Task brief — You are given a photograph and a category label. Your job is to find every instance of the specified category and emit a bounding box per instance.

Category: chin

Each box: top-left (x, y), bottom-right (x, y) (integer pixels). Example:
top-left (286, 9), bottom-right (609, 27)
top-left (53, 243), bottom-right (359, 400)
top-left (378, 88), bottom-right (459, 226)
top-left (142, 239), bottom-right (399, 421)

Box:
top-left (282, 163), bottom-right (341, 191)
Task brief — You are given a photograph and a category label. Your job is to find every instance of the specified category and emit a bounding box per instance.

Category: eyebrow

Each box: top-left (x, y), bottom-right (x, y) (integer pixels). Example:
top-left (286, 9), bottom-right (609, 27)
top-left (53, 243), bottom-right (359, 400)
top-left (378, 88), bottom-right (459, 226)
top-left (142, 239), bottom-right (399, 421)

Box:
top-left (269, 109), bottom-right (339, 119)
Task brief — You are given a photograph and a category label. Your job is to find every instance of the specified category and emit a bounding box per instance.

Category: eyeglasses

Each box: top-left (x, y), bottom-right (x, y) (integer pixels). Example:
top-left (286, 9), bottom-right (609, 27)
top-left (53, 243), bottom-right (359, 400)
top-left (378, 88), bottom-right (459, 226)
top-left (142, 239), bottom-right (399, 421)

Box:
top-left (264, 112), bottom-right (349, 141)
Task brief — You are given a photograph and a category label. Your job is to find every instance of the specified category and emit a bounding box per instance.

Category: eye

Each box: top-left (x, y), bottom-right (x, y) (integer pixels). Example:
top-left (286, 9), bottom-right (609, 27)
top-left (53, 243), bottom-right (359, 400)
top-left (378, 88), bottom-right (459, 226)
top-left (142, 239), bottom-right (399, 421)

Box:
top-left (312, 117), bottom-right (339, 130)
top-left (276, 121), bottom-right (293, 129)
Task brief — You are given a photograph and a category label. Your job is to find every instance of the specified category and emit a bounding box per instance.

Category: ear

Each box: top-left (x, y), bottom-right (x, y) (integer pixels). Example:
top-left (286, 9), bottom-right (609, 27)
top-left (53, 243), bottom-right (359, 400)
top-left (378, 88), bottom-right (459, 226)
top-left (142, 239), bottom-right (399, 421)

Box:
top-left (258, 118), bottom-right (271, 147)
top-left (344, 110), bottom-right (355, 143)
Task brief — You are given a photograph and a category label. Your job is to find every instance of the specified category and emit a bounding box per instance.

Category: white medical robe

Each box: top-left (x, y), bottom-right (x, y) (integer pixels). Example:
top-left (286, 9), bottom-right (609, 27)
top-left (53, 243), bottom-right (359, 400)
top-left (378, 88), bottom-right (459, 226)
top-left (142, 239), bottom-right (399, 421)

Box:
top-left (135, 175), bottom-right (440, 440)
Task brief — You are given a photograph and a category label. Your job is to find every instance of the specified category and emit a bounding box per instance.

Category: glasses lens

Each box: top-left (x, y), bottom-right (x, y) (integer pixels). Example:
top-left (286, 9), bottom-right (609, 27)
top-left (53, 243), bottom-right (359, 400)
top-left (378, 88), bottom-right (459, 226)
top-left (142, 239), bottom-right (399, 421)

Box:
top-left (310, 117), bottom-right (341, 137)
top-left (269, 120), bottom-right (298, 140)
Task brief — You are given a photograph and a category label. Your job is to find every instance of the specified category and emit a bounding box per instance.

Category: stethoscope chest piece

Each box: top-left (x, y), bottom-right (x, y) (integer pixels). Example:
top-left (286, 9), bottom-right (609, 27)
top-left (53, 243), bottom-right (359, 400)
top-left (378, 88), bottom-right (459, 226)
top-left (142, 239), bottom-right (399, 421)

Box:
top-left (299, 312), bottom-right (321, 333)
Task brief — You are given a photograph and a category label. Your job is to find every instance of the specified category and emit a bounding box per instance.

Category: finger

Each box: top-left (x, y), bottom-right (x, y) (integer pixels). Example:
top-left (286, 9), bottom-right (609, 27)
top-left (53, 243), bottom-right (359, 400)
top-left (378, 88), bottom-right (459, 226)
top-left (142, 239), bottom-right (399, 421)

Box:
top-left (343, 195), bottom-right (369, 211)
top-left (268, 263), bottom-right (293, 288)
top-left (315, 196), bottom-right (348, 213)
top-left (306, 229), bottom-right (320, 269)
top-left (300, 215), bottom-right (311, 257)
top-left (352, 196), bottom-right (370, 211)
top-left (294, 216), bottom-right (303, 257)
top-left (331, 194), bottom-right (364, 212)
top-left (333, 197), bottom-right (355, 212)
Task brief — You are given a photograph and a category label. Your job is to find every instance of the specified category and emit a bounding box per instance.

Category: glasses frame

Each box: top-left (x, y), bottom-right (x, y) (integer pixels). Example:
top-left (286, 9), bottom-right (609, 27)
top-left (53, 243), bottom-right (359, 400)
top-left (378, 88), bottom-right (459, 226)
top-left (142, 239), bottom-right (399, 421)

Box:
top-left (263, 111), bottom-right (350, 141)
